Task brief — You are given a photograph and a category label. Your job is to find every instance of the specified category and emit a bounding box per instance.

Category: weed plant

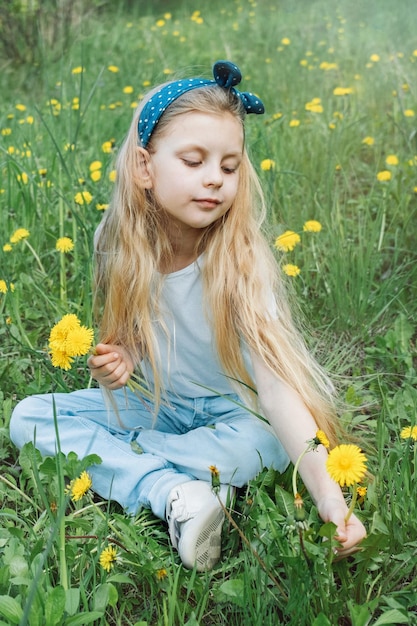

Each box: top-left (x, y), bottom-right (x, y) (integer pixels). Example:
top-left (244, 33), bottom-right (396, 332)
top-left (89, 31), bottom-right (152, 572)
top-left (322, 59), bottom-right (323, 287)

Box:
top-left (1, 0), bottom-right (417, 624)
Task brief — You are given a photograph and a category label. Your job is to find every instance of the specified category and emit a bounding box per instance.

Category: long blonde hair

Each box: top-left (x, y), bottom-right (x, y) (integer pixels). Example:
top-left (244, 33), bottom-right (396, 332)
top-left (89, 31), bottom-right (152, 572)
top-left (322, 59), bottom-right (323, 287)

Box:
top-left (94, 84), bottom-right (342, 446)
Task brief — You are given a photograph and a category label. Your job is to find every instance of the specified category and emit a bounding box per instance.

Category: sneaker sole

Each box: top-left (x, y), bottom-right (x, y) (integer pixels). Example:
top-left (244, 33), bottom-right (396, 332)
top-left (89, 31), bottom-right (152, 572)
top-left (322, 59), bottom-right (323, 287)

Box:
top-left (178, 505), bottom-right (225, 571)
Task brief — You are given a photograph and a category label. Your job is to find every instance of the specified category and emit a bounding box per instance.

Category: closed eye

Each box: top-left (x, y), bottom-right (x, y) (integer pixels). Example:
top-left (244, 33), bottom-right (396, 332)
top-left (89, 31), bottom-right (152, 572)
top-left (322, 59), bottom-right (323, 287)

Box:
top-left (182, 159), bottom-right (201, 168)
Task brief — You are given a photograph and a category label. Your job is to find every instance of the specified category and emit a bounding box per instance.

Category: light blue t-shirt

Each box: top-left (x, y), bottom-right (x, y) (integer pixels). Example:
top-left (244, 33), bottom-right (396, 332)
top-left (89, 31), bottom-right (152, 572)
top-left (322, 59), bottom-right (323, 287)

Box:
top-left (142, 257), bottom-right (252, 398)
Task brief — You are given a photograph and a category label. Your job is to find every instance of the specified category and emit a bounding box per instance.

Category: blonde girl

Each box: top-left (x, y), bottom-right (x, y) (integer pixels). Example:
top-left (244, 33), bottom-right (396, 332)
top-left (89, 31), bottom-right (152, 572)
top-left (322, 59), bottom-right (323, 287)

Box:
top-left (10, 61), bottom-right (366, 571)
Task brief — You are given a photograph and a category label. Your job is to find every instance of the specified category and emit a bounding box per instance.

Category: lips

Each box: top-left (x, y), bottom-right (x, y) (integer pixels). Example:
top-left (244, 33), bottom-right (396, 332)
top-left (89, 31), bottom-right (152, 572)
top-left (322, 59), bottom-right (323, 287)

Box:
top-left (194, 198), bottom-right (221, 208)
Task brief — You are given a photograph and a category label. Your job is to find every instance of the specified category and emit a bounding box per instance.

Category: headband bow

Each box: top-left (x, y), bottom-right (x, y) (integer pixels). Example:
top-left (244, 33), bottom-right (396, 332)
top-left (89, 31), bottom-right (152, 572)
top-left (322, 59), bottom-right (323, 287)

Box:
top-left (138, 60), bottom-right (265, 148)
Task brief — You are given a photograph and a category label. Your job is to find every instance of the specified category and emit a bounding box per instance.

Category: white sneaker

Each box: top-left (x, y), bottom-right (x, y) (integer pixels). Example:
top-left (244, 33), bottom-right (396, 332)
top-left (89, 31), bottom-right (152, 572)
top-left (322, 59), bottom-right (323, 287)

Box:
top-left (166, 480), bottom-right (231, 571)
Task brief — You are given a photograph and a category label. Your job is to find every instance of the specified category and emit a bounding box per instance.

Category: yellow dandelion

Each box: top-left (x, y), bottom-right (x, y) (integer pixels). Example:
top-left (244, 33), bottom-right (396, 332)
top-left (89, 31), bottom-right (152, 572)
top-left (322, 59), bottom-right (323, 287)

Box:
top-left (303, 220), bottom-right (322, 232)
top-left (156, 19), bottom-right (165, 27)
top-left (404, 109), bottom-right (415, 117)
top-left (49, 313), bottom-right (81, 347)
top-left (109, 170), bottom-right (117, 183)
top-left (209, 464), bottom-right (220, 491)
top-left (107, 65), bottom-right (119, 73)
top-left (376, 170), bottom-right (392, 182)
top-left (102, 140), bottom-right (114, 153)
top-left (289, 119), bottom-right (300, 127)
top-left (274, 230), bottom-right (301, 252)
top-left (326, 444), bottom-right (367, 487)
top-left (315, 430), bottom-right (330, 448)
top-left (71, 66), bottom-right (84, 74)
top-left (3, 244), bottom-right (12, 252)
top-left (370, 54), bottom-right (380, 62)
top-left (15, 103), bottom-right (26, 112)
top-left (90, 170), bottom-right (101, 182)
top-left (96, 203), bottom-right (109, 211)
top-left (156, 568), bottom-right (167, 581)
top-left (357, 486), bottom-right (367, 497)
top-left (281, 37), bottom-right (291, 45)
top-left (385, 154), bottom-right (399, 166)
top-left (333, 87), bottom-right (353, 96)
top-left (123, 85), bottom-right (134, 94)
top-left (69, 471), bottom-right (92, 501)
top-left (89, 161), bottom-right (102, 172)
top-left (64, 325), bottom-right (94, 357)
top-left (260, 158), bottom-right (275, 171)
top-left (56, 237), bottom-right (74, 253)
top-left (400, 425), bottom-right (417, 441)
top-left (0, 280), bottom-right (7, 294)
top-left (99, 545), bottom-right (118, 572)
top-left (283, 264), bottom-right (301, 277)
top-left (74, 191), bottom-right (93, 205)
top-left (50, 348), bottom-right (73, 370)
top-left (10, 228), bottom-right (30, 243)
top-left (362, 136), bottom-right (375, 146)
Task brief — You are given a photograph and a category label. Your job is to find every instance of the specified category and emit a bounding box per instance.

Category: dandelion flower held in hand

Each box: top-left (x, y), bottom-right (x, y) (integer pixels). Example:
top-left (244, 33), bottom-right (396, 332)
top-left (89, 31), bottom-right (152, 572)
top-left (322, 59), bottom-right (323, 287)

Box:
top-left (315, 430), bottom-right (330, 448)
top-left (400, 425), bottom-right (417, 441)
top-left (49, 314), bottom-right (94, 369)
top-left (69, 471), bottom-right (92, 501)
top-left (50, 349), bottom-right (73, 370)
top-left (65, 326), bottom-right (95, 356)
top-left (326, 444), bottom-right (367, 487)
top-left (99, 545), bottom-right (118, 572)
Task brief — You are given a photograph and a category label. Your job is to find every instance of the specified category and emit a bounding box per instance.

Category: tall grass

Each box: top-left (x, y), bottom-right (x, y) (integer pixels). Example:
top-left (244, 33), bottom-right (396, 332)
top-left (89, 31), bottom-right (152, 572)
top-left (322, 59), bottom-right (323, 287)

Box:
top-left (1, 0), bottom-right (417, 624)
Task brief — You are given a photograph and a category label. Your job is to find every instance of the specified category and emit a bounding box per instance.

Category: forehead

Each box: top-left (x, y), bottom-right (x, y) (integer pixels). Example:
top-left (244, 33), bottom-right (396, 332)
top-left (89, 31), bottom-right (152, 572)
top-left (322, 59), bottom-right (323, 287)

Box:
top-left (153, 110), bottom-right (244, 151)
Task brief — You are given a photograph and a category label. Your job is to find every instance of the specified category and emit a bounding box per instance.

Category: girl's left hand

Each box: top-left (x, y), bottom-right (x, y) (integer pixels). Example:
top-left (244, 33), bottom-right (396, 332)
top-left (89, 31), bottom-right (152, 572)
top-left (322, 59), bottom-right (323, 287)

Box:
top-left (317, 496), bottom-right (366, 555)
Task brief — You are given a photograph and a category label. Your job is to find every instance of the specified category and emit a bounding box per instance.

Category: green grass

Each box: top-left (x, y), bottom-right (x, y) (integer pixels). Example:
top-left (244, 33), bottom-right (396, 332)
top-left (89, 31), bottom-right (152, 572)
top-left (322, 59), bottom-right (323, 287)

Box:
top-left (1, 0), bottom-right (417, 624)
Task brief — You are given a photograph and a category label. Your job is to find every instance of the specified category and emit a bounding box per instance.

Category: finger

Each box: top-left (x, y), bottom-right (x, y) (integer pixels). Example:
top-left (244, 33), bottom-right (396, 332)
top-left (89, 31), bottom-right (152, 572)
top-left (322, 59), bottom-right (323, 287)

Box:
top-left (89, 352), bottom-right (120, 371)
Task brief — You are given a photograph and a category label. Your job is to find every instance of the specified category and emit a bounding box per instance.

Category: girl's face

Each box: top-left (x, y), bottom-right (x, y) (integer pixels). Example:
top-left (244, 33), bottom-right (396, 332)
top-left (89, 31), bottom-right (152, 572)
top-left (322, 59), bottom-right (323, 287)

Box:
top-left (145, 111), bottom-right (244, 244)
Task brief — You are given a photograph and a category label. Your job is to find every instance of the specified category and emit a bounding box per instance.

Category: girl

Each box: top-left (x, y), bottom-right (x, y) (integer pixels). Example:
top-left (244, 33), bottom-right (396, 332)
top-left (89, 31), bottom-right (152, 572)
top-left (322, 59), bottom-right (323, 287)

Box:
top-left (10, 61), bottom-right (366, 572)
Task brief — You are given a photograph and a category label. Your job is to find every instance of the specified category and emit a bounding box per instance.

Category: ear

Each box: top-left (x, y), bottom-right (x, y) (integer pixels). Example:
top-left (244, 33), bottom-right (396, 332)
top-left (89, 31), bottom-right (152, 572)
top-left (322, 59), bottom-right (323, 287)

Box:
top-left (136, 147), bottom-right (153, 189)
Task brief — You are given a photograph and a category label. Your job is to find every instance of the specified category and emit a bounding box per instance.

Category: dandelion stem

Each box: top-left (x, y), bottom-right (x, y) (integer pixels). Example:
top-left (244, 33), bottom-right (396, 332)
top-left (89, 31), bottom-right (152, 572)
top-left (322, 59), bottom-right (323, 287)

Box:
top-left (58, 170), bottom-right (67, 305)
top-left (23, 239), bottom-right (46, 274)
top-left (216, 496), bottom-right (288, 600)
top-left (345, 484), bottom-right (358, 523)
top-left (292, 447), bottom-right (309, 498)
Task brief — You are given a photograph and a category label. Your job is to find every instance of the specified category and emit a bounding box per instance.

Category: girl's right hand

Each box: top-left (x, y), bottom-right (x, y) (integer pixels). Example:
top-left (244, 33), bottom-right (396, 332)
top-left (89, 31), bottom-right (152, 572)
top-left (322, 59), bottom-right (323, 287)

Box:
top-left (87, 343), bottom-right (134, 389)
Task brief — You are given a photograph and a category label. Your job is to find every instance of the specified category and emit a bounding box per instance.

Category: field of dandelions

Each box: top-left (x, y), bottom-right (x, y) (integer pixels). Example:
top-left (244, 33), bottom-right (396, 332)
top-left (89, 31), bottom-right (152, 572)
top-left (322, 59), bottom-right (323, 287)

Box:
top-left (1, 0), bottom-right (417, 624)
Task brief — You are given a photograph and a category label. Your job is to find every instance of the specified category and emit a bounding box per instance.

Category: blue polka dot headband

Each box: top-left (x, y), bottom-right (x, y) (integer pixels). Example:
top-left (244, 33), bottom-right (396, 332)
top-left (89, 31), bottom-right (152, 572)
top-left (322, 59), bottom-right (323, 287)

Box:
top-left (138, 60), bottom-right (265, 148)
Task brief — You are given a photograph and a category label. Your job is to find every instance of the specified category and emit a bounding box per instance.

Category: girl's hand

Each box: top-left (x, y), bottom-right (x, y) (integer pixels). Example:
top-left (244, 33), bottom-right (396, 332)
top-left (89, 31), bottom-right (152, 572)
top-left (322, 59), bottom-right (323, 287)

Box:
top-left (317, 496), bottom-right (366, 556)
top-left (87, 343), bottom-right (134, 390)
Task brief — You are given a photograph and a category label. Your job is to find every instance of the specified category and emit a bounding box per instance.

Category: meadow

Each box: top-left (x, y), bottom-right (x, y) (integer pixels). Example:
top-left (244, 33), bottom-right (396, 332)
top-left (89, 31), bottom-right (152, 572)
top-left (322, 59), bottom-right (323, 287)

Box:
top-left (0, 0), bottom-right (417, 624)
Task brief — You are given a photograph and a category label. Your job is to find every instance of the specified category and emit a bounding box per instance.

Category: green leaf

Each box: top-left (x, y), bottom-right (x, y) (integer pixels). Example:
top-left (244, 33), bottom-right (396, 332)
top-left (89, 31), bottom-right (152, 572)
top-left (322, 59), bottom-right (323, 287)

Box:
top-left (372, 609), bottom-right (409, 625)
top-left (94, 583), bottom-right (118, 611)
top-left (45, 586), bottom-right (65, 626)
top-left (348, 601), bottom-right (372, 626)
top-left (65, 588), bottom-right (80, 616)
top-left (0, 596), bottom-right (23, 624)
top-left (65, 612), bottom-right (104, 625)
top-left (218, 579), bottom-right (245, 607)
top-left (274, 484), bottom-right (294, 517)
top-left (312, 614), bottom-right (332, 626)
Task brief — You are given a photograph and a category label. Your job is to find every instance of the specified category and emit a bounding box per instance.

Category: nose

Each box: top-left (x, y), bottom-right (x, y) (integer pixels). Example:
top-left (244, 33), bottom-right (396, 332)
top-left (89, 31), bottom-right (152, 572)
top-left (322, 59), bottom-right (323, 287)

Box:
top-left (203, 163), bottom-right (223, 188)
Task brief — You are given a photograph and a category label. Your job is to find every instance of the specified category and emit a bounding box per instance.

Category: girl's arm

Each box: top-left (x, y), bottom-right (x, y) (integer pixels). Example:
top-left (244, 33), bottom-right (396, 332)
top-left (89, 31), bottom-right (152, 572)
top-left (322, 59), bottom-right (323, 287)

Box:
top-left (251, 351), bottom-right (366, 553)
top-left (88, 343), bottom-right (134, 389)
